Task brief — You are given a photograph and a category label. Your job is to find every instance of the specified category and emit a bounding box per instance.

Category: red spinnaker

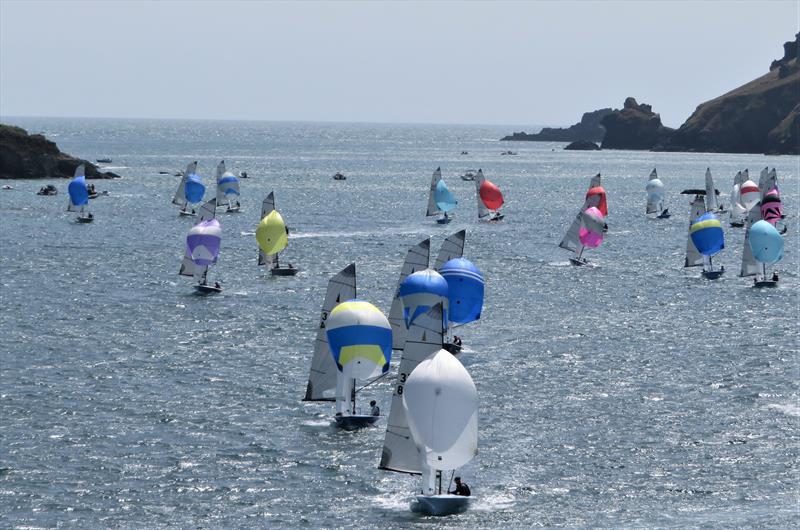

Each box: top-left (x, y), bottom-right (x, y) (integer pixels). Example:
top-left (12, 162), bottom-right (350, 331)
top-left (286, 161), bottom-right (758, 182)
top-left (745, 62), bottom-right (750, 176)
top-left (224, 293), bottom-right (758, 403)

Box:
top-left (479, 180), bottom-right (504, 210)
top-left (586, 186), bottom-right (607, 216)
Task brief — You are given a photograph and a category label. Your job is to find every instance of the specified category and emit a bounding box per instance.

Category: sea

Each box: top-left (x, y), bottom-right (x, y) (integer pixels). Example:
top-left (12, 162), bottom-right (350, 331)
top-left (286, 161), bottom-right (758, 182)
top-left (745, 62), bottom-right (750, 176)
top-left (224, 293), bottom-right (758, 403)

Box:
top-left (0, 117), bottom-right (797, 528)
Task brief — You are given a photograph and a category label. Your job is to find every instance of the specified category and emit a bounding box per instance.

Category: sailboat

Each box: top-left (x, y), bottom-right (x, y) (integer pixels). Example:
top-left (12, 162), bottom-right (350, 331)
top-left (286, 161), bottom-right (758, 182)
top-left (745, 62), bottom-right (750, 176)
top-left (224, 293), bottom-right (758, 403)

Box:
top-left (728, 170), bottom-right (747, 227)
top-left (749, 220), bottom-right (784, 287)
top-left (704, 168), bottom-right (725, 213)
top-left (215, 160), bottom-right (241, 213)
top-left (179, 199), bottom-right (217, 278)
top-left (474, 169), bottom-right (505, 222)
top-left (560, 174), bottom-right (608, 265)
top-left (388, 231), bottom-right (467, 350)
top-left (67, 165), bottom-right (93, 223)
top-left (646, 168), bottom-right (670, 218)
top-left (326, 300), bottom-right (392, 430)
top-left (304, 264), bottom-right (357, 402)
top-left (185, 217), bottom-right (223, 294)
top-left (256, 192), bottom-right (298, 276)
top-left (571, 207), bottom-right (605, 266)
top-left (426, 167), bottom-right (457, 224)
top-left (379, 304), bottom-right (477, 517)
top-left (684, 194), bottom-right (707, 269)
top-left (689, 212), bottom-right (725, 279)
top-left (172, 161), bottom-right (205, 216)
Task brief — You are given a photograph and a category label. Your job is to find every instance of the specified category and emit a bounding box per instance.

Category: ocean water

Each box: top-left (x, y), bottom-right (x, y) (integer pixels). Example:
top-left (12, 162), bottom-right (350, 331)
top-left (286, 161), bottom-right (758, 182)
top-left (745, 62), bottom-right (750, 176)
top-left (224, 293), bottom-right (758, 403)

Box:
top-left (0, 117), bottom-right (797, 528)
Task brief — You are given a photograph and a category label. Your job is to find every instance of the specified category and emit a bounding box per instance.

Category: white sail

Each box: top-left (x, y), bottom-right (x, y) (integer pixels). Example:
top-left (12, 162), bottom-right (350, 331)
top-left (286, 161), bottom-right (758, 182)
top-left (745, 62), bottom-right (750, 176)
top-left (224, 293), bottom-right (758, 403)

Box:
top-left (403, 348), bottom-right (478, 473)
top-left (258, 192), bottom-right (277, 267)
top-left (762, 168), bottom-right (777, 198)
top-left (179, 198), bottom-right (217, 277)
top-left (758, 167), bottom-right (770, 198)
top-left (646, 168), bottom-right (665, 214)
top-left (704, 168), bottom-right (718, 212)
top-left (172, 161), bottom-right (196, 208)
top-left (426, 167), bottom-right (442, 217)
top-left (379, 303), bottom-right (444, 474)
top-left (740, 204), bottom-right (763, 277)
top-left (304, 264), bottom-right (357, 401)
top-left (559, 209), bottom-right (583, 253)
top-left (684, 195), bottom-right (705, 267)
top-left (388, 238), bottom-right (431, 350)
top-left (433, 230), bottom-right (466, 270)
top-left (474, 169), bottom-right (491, 219)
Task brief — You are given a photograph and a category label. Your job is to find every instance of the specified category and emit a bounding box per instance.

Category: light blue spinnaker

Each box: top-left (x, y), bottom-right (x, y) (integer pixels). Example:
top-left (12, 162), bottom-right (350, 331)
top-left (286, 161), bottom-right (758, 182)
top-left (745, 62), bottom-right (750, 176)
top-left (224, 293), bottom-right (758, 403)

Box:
top-left (435, 179), bottom-right (457, 213)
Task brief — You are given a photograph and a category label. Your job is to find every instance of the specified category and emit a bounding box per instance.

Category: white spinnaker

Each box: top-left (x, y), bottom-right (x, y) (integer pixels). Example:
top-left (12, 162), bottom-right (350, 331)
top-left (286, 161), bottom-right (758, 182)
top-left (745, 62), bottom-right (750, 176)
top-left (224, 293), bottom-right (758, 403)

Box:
top-left (179, 198), bottom-right (217, 277)
top-left (426, 168), bottom-right (442, 217)
top-left (433, 230), bottom-right (466, 270)
top-left (646, 169), bottom-right (664, 214)
top-left (684, 195), bottom-right (706, 267)
top-left (388, 238), bottom-right (431, 350)
top-left (474, 169), bottom-right (491, 219)
top-left (403, 348), bottom-right (478, 472)
top-left (379, 304), bottom-right (444, 474)
top-left (740, 204), bottom-right (763, 277)
top-left (258, 192), bottom-right (276, 267)
top-left (172, 161), bottom-right (196, 208)
top-left (304, 264), bottom-right (357, 401)
top-left (704, 168), bottom-right (718, 211)
top-left (215, 161), bottom-right (228, 206)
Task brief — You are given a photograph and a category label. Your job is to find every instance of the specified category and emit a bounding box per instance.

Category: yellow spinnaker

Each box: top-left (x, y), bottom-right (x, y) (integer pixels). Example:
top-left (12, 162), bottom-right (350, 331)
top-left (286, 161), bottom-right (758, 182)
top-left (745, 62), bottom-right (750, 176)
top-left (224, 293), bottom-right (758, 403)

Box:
top-left (256, 210), bottom-right (288, 255)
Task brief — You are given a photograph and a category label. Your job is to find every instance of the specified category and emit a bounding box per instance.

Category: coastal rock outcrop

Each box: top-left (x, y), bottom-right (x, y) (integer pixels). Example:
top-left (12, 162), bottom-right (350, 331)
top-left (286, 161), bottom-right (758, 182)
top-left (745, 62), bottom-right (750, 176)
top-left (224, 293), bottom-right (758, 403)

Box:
top-left (658, 33), bottom-right (799, 155)
top-left (501, 108), bottom-right (613, 143)
top-left (600, 98), bottom-right (675, 150)
top-left (0, 124), bottom-right (120, 179)
top-left (564, 140), bottom-right (600, 150)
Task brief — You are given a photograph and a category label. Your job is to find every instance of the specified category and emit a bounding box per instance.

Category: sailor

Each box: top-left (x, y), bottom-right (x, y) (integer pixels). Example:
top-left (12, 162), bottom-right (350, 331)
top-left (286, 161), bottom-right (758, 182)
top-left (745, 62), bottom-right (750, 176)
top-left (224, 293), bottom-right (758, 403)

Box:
top-left (772, 272), bottom-right (779, 282)
top-left (449, 477), bottom-right (471, 496)
top-left (453, 336), bottom-right (462, 347)
top-left (370, 400), bottom-right (380, 416)
top-left (214, 281), bottom-right (221, 289)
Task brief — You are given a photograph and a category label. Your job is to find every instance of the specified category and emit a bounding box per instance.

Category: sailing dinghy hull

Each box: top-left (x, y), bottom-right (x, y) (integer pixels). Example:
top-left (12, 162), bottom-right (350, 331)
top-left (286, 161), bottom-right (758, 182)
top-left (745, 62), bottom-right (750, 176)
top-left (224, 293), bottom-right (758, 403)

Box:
top-left (179, 210), bottom-right (196, 217)
top-left (437, 217), bottom-right (452, 225)
top-left (569, 257), bottom-right (589, 267)
top-left (76, 217), bottom-right (94, 224)
top-left (271, 266), bottom-right (299, 276)
top-left (701, 269), bottom-right (725, 280)
top-left (657, 210), bottom-right (671, 219)
top-left (411, 495), bottom-right (470, 516)
top-left (754, 280), bottom-right (778, 288)
top-left (334, 415), bottom-right (379, 431)
top-left (195, 284), bottom-right (222, 294)
top-left (442, 342), bottom-right (462, 355)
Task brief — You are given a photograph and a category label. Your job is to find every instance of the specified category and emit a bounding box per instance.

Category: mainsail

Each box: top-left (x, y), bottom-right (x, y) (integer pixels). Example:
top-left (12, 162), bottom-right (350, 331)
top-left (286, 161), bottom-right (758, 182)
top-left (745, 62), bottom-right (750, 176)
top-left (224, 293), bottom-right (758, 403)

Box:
top-left (704, 168), bottom-right (718, 212)
top-left (433, 230), bottom-right (466, 270)
top-left (388, 239), bottom-right (430, 350)
top-left (258, 192), bottom-right (277, 267)
top-left (426, 168), bottom-right (443, 217)
top-left (740, 204), bottom-right (763, 277)
top-left (172, 161), bottom-right (196, 208)
top-left (379, 303), bottom-right (444, 474)
top-left (304, 264), bottom-right (357, 401)
top-left (474, 169), bottom-right (491, 219)
top-left (179, 198), bottom-right (217, 277)
top-left (684, 195), bottom-right (706, 267)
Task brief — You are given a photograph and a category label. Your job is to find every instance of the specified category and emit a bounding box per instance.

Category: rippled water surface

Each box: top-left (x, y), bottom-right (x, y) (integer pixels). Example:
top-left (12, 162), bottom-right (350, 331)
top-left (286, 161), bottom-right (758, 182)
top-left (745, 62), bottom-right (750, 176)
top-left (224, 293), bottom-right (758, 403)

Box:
top-left (1, 118), bottom-right (798, 528)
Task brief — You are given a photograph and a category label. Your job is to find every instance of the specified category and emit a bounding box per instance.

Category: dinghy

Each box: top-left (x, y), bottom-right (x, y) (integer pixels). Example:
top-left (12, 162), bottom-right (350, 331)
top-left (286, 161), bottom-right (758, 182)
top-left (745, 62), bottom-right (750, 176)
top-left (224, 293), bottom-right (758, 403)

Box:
top-left (426, 167), bottom-right (457, 224)
top-left (326, 300), bottom-right (392, 430)
top-left (474, 170), bottom-right (505, 222)
top-left (380, 304), bottom-right (477, 516)
top-left (728, 170), bottom-right (747, 227)
top-left (560, 174), bottom-right (608, 265)
top-left (748, 220), bottom-right (784, 288)
top-left (570, 207), bottom-right (605, 266)
top-left (185, 217), bottom-right (223, 294)
top-left (304, 264), bottom-right (357, 402)
top-left (67, 165), bottom-right (93, 223)
top-left (256, 192), bottom-right (298, 276)
top-left (215, 160), bottom-right (241, 213)
top-left (179, 199), bottom-right (217, 278)
top-left (684, 195), bottom-right (707, 269)
top-left (172, 161), bottom-right (205, 216)
top-left (646, 168), bottom-right (670, 218)
top-left (690, 212), bottom-right (725, 279)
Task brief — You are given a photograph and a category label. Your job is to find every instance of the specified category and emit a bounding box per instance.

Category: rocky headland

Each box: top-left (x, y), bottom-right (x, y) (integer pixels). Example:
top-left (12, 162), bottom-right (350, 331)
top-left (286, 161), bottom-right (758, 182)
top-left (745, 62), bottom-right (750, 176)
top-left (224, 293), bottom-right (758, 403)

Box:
top-left (0, 124), bottom-right (120, 179)
top-left (501, 108), bottom-right (613, 143)
top-left (600, 97), bottom-right (674, 150)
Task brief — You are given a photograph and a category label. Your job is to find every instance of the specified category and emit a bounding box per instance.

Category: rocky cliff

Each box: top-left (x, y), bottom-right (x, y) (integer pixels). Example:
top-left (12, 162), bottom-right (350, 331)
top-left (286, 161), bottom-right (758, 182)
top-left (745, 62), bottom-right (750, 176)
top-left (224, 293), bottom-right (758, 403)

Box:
top-left (658, 33), bottom-right (799, 154)
top-left (600, 98), bottom-right (675, 150)
top-left (501, 108), bottom-right (613, 142)
top-left (0, 124), bottom-right (120, 179)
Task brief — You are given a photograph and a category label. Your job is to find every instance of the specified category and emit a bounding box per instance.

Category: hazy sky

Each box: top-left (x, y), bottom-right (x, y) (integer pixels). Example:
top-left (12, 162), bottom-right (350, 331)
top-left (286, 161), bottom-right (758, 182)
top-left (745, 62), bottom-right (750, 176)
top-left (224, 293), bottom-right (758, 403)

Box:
top-left (1, 1), bottom-right (797, 127)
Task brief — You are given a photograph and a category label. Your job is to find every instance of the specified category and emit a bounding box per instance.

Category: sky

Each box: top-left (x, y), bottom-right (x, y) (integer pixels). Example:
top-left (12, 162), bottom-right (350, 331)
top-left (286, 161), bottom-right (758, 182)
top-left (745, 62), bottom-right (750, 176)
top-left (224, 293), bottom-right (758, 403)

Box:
top-left (1, 0), bottom-right (797, 128)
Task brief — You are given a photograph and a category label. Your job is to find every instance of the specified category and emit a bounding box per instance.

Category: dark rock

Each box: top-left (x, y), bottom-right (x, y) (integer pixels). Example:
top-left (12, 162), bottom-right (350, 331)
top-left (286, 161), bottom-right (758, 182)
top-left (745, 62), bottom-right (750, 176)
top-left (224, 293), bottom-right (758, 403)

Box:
top-left (0, 124), bottom-right (120, 179)
top-left (501, 108), bottom-right (614, 142)
top-left (564, 140), bottom-right (601, 151)
top-left (600, 98), bottom-right (675, 150)
top-left (659, 34), bottom-right (800, 155)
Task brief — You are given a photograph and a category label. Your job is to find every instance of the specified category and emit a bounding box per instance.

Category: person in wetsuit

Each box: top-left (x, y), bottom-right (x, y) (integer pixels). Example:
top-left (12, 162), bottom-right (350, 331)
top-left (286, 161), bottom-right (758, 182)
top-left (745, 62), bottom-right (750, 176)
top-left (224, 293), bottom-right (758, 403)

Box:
top-left (449, 476), bottom-right (470, 496)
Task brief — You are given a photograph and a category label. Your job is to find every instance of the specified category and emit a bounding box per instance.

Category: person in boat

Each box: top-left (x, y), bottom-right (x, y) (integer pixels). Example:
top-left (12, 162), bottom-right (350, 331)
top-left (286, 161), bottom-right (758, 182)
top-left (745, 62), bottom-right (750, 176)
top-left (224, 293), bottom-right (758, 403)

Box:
top-left (214, 281), bottom-right (221, 289)
top-left (453, 336), bottom-right (462, 347)
top-left (449, 477), bottom-right (470, 496)
top-left (370, 400), bottom-right (380, 416)
top-left (772, 272), bottom-right (779, 282)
